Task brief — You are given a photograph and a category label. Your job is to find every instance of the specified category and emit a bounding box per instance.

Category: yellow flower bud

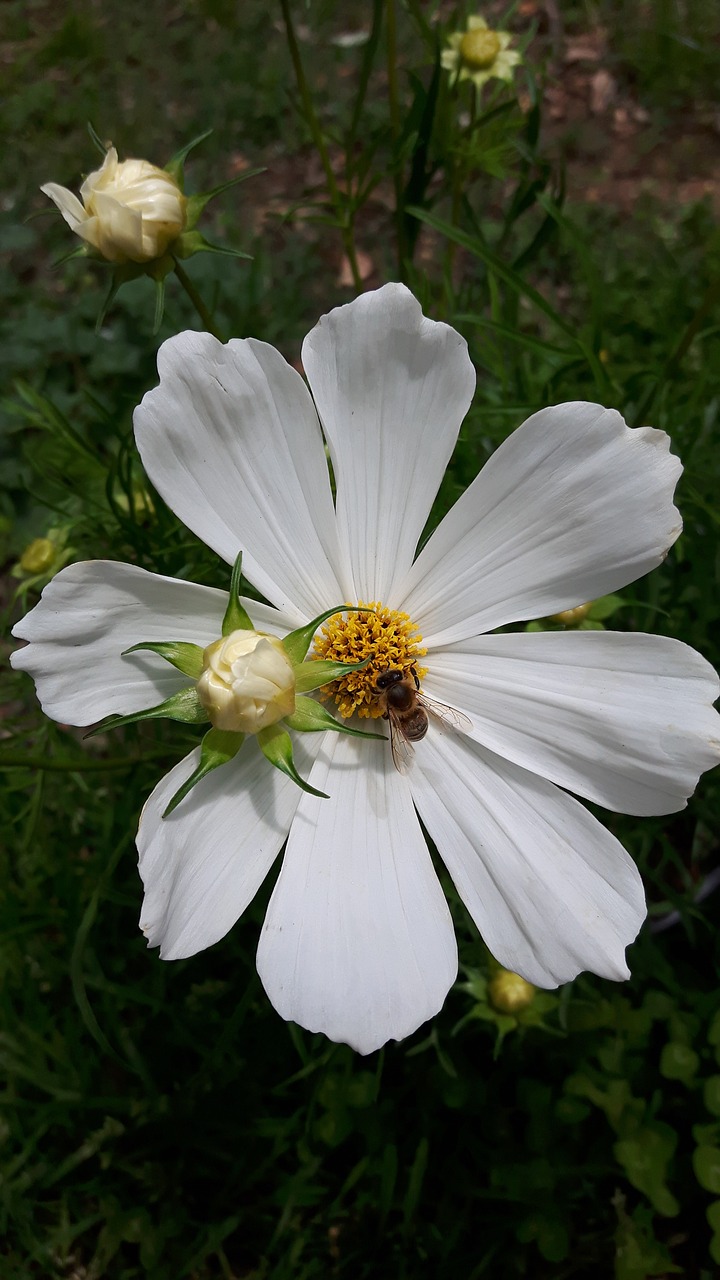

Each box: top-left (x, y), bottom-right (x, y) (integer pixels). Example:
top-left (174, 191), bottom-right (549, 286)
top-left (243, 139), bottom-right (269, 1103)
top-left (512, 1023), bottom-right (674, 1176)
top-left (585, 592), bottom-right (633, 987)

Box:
top-left (19, 537), bottom-right (56, 575)
top-left (550, 603), bottom-right (593, 626)
top-left (197, 630), bottom-right (296, 735)
top-left (115, 488), bottom-right (156, 522)
top-left (41, 147), bottom-right (187, 264)
top-left (488, 969), bottom-right (535, 1014)
top-left (459, 28), bottom-right (501, 70)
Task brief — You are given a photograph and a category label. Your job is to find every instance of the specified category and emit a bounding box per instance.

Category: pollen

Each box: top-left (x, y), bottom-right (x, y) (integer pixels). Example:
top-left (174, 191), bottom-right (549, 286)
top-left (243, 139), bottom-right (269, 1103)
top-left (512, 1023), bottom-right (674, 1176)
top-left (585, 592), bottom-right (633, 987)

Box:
top-left (313, 602), bottom-right (427, 719)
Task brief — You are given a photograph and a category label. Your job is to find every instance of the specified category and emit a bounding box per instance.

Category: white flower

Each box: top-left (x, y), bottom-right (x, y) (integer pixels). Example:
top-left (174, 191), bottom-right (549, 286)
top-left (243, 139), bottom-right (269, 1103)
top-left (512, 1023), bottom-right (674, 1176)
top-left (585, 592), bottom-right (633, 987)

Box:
top-left (12, 285), bottom-right (720, 1055)
top-left (41, 147), bottom-right (187, 264)
top-left (197, 630), bottom-right (296, 733)
top-left (441, 15), bottom-right (521, 90)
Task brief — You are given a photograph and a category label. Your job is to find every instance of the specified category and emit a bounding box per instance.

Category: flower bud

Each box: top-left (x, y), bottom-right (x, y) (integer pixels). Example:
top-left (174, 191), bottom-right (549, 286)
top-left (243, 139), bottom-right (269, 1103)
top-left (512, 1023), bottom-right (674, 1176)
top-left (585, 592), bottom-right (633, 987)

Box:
top-left (459, 29), bottom-right (501, 70)
top-left (488, 969), bottom-right (535, 1014)
top-left (19, 537), bottom-right (56, 575)
top-left (41, 147), bottom-right (187, 264)
top-left (550, 602), bottom-right (592, 626)
top-left (197, 630), bottom-right (296, 735)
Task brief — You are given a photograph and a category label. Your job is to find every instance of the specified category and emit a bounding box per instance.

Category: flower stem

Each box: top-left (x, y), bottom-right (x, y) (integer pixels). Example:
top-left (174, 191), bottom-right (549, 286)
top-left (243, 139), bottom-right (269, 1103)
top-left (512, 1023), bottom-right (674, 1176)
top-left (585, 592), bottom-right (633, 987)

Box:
top-left (172, 259), bottom-right (225, 340)
top-left (279, 0), bottom-right (363, 291)
top-left (447, 86), bottom-right (478, 285)
top-left (386, 0), bottom-right (407, 280)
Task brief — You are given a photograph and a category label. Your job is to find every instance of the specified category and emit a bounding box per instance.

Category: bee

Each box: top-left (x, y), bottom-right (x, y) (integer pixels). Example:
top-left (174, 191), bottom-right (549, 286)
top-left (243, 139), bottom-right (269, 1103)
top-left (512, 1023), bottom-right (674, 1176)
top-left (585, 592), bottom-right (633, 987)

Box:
top-left (373, 664), bottom-right (471, 773)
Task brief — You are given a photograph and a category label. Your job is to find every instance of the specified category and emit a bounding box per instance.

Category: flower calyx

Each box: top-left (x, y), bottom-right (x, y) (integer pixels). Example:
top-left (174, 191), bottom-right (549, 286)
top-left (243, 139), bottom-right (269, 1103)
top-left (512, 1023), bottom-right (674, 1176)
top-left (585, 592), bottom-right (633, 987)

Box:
top-left (90, 553), bottom-right (382, 815)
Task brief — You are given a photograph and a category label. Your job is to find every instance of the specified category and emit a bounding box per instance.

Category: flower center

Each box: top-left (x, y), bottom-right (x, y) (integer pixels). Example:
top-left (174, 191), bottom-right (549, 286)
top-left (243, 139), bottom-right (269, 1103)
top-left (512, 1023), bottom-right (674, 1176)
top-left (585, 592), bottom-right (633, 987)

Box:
top-left (313, 602), bottom-right (427, 719)
top-left (459, 29), bottom-right (501, 70)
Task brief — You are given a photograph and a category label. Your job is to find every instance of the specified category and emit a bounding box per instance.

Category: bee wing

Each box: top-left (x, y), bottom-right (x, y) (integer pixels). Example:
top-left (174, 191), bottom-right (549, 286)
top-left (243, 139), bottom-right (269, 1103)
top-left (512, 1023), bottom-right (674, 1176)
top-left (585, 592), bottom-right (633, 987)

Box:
top-left (419, 695), bottom-right (473, 735)
top-left (387, 711), bottom-right (415, 774)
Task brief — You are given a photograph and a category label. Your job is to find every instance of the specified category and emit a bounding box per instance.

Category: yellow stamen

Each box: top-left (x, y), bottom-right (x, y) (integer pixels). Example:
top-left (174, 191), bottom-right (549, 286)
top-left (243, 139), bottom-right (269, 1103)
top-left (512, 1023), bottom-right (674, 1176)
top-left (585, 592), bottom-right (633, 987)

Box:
top-left (313, 602), bottom-right (427, 718)
top-left (459, 29), bottom-right (501, 70)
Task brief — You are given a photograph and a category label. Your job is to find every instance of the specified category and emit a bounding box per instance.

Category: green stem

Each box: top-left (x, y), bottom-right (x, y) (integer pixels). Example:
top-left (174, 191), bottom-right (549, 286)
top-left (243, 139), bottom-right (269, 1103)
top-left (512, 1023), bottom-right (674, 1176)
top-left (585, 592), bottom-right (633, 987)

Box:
top-left (446, 85), bottom-right (477, 285)
top-left (279, 0), bottom-right (363, 291)
top-left (632, 272), bottom-right (720, 426)
top-left (172, 258), bottom-right (225, 340)
top-left (386, 0), bottom-right (407, 280)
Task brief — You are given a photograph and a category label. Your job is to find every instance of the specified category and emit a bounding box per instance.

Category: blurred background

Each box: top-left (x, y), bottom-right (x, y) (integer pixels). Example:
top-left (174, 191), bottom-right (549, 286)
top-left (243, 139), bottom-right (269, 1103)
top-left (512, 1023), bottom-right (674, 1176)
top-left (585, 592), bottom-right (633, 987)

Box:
top-left (2, 2), bottom-right (720, 1276)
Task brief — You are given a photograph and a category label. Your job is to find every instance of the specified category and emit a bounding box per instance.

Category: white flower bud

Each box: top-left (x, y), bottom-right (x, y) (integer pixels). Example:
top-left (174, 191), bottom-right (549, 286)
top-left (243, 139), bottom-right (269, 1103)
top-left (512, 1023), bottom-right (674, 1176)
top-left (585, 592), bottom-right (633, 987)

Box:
top-left (41, 147), bottom-right (187, 264)
top-left (197, 630), bottom-right (296, 735)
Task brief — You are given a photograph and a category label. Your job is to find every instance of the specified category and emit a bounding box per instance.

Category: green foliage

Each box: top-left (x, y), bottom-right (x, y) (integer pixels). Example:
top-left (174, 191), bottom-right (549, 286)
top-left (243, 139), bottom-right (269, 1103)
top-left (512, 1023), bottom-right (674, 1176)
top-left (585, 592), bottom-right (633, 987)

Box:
top-left (2, 0), bottom-right (720, 1276)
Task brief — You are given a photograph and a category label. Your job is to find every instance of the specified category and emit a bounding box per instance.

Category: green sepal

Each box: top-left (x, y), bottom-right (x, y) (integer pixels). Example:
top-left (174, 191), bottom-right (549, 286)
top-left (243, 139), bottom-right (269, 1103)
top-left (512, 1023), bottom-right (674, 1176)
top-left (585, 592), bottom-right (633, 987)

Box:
top-left (163, 728), bottom-right (244, 818)
top-left (222, 552), bottom-right (255, 635)
top-left (173, 230), bottom-right (253, 261)
top-left (121, 641), bottom-right (204, 680)
top-left (95, 263), bottom-right (145, 331)
top-left (285, 697), bottom-right (385, 740)
top-left (52, 244), bottom-right (90, 269)
top-left (282, 605), bottom-right (374, 665)
top-left (153, 275), bottom-right (165, 333)
top-left (96, 272), bottom-right (122, 332)
top-left (164, 129), bottom-right (214, 188)
top-left (183, 168), bottom-right (266, 229)
top-left (294, 656), bottom-right (371, 693)
top-left (257, 725), bottom-right (329, 799)
top-left (85, 686), bottom-right (208, 738)
top-left (87, 121), bottom-right (109, 157)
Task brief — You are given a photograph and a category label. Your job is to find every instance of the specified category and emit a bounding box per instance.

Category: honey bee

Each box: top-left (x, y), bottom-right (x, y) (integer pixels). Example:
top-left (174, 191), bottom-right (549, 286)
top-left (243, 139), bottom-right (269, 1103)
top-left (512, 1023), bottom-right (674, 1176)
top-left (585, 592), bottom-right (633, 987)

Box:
top-left (373, 664), bottom-right (471, 773)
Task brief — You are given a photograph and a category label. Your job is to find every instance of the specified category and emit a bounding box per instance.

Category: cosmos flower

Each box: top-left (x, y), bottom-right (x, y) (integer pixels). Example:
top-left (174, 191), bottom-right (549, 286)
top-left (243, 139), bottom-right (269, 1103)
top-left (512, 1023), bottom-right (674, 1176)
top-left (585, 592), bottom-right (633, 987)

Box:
top-left (441, 14), bottom-right (522, 91)
top-left (42, 146), bottom-right (187, 264)
top-left (12, 285), bottom-right (720, 1055)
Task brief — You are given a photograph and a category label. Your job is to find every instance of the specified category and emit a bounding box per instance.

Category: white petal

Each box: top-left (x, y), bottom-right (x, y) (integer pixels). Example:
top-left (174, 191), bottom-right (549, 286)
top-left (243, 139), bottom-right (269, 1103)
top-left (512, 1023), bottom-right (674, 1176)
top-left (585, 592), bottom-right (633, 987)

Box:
top-left (10, 559), bottom-right (293, 725)
top-left (90, 191), bottom-right (145, 260)
top-left (301, 283), bottom-right (476, 601)
top-left (138, 739), bottom-right (312, 959)
top-left (134, 333), bottom-right (350, 622)
top-left (40, 182), bottom-right (87, 230)
top-left (425, 631), bottom-right (720, 815)
top-left (411, 733), bottom-right (646, 987)
top-left (400, 403), bottom-right (682, 645)
top-left (257, 732), bottom-right (458, 1054)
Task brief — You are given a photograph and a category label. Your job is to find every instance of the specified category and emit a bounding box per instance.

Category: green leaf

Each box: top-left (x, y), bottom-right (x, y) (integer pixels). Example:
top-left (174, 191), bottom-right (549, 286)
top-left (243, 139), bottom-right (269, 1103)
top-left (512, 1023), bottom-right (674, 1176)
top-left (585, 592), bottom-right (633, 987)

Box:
top-left (282, 605), bottom-right (374, 666)
top-left (406, 204), bottom-right (610, 392)
top-left (694, 1145), bottom-right (720, 1194)
top-left (588, 593), bottom-right (626, 621)
top-left (614, 1126), bottom-right (679, 1216)
top-left (660, 1042), bottom-right (699, 1084)
top-left (163, 728), bottom-right (244, 817)
top-left (294, 657), bottom-right (371, 693)
top-left (121, 641), bottom-right (204, 680)
top-left (453, 312), bottom-right (570, 357)
top-left (164, 129), bottom-right (213, 187)
top-left (86, 686), bottom-right (208, 737)
top-left (257, 725), bottom-right (328, 799)
top-left (705, 1077), bottom-right (720, 1118)
top-left (285, 697), bottom-right (385, 739)
top-left (222, 552), bottom-right (254, 635)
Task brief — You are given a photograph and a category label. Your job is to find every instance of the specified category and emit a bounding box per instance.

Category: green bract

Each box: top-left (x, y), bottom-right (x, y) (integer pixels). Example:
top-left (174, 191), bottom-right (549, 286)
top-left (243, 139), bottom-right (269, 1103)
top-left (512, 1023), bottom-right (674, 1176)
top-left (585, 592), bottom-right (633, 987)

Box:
top-left (92, 553), bottom-right (383, 816)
